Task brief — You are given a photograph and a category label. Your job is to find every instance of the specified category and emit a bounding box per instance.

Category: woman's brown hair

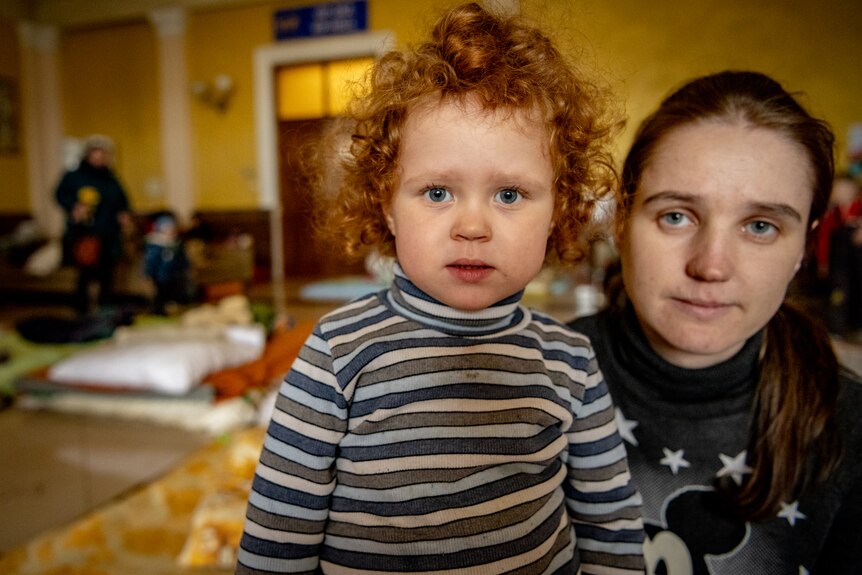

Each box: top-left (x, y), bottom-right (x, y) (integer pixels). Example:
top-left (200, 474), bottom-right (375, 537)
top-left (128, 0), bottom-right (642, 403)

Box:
top-left (316, 2), bottom-right (619, 267)
top-left (618, 70), bottom-right (841, 520)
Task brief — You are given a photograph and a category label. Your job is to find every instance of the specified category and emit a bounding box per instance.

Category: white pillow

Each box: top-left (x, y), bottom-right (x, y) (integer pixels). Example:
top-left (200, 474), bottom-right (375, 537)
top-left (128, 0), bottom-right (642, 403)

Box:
top-left (47, 324), bottom-right (265, 395)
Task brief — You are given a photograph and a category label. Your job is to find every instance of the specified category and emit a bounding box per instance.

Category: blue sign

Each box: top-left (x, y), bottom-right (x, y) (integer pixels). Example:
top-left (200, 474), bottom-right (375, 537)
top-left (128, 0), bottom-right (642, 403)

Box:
top-left (274, 1), bottom-right (367, 40)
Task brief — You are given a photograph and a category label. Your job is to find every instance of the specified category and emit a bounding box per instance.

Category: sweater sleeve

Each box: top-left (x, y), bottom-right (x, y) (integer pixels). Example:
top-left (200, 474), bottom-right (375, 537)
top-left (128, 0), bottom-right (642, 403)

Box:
top-left (235, 325), bottom-right (347, 575)
top-left (564, 350), bottom-right (645, 574)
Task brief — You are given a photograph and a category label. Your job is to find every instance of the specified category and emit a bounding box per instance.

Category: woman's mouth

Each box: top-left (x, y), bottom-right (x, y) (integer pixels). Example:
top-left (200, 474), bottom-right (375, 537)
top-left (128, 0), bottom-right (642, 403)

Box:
top-left (673, 297), bottom-right (734, 320)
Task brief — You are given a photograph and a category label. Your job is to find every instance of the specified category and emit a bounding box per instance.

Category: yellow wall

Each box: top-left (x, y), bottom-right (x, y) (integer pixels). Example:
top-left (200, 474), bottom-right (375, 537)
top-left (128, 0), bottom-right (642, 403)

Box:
top-left (61, 20), bottom-right (162, 212)
top-left (3, 0), bottom-right (862, 214)
top-left (0, 18), bottom-right (28, 211)
top-left (523, 0), bottom-right (862, 165)
top-left (186, 3), bottom-right (272, 210)
top-left (184, 0), bottom-right (443, 210)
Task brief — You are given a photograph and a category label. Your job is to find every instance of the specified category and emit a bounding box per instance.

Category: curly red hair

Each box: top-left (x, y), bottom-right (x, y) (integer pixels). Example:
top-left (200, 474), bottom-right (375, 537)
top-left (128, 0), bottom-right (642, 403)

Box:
top-left (317, 2), bottom-right (619, 266)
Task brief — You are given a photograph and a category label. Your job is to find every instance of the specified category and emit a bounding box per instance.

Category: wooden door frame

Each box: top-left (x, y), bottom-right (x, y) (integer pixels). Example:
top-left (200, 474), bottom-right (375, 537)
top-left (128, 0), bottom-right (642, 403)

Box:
top-left (253, 31), bottom-right (394, 316)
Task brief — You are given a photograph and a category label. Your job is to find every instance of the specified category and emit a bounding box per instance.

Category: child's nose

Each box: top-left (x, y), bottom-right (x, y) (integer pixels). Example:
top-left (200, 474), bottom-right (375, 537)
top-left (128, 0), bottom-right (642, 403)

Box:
top-left (451, 203), bottom-right (491, 241)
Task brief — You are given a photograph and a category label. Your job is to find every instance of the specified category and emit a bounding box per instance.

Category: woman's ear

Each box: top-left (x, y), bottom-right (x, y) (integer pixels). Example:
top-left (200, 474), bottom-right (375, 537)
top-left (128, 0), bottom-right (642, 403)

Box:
top-left (796, 219), bottom-right (820, 274)
top-left (794, 254), bottom-right (803, 274)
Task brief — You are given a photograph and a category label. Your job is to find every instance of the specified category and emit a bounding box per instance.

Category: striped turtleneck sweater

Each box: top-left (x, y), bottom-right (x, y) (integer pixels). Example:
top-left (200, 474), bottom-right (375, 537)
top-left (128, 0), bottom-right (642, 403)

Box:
top-left (236, 265), bottom-right (644, 574)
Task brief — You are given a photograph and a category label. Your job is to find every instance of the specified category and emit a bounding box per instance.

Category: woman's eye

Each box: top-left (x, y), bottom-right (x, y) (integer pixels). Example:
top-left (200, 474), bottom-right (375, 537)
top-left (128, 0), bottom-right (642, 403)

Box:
top-left (660, 211), bottom-right (690, 227)
top-left (745, 220), bottom-right (778, 238)
top-left (423, 187), bottom-right (452, 203)
top-left (495, 188), bottom-right (522, 205)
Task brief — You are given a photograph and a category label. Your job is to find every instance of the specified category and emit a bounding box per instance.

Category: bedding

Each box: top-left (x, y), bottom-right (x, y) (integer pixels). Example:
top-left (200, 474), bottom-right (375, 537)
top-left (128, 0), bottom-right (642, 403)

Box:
top-left (12, 320), bottom-right (316, 434)
top-left (0, 328), bottom-right (88, 397)
top-left (14, 384), bottom-right (259, 434)
top-left (298, 275), bottom-right (387, 301)
top-left (47, 323), bottom-right (265, 395)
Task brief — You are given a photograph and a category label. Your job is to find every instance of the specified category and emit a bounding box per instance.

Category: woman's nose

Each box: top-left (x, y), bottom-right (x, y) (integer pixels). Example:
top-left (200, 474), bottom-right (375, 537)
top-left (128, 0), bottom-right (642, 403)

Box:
top-left (451, 204), bottom-right (491, 241)
top-left (685, 228), bottom-right (733, 281)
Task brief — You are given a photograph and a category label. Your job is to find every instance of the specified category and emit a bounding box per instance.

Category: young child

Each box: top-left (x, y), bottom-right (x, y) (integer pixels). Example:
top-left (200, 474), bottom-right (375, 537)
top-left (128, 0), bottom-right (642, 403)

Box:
top-left (236, 3), bottom-right (643, 574)
top-left (143, 211), bottom-right (191, 315)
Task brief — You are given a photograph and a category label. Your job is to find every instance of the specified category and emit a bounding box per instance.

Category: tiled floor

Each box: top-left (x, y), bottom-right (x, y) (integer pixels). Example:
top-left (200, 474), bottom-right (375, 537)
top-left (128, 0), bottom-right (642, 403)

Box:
top-left (0, 408), bottom-right (212, 552)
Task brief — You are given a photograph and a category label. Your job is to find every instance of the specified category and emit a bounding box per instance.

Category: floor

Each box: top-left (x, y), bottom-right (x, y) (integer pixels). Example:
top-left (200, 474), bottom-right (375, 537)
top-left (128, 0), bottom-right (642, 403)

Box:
top-left (0, 282), bottom-right (341, 555)
top-left (0, 408), bottom-right (212, 552)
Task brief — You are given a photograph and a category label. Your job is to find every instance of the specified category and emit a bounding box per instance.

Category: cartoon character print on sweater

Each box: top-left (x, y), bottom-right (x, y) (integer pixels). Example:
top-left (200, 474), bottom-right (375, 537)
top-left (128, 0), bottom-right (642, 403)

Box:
top-left (644, 486), bottom-right (747, 575)
top-left (617, 409), bottom-right (812, 575)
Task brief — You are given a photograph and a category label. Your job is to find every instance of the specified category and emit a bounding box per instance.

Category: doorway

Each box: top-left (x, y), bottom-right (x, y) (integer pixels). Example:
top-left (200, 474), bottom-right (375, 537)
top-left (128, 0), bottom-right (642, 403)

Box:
top-left (253, 32), bottom-right (394, 314)
top-left (277, 117), bottom-right (365, 279)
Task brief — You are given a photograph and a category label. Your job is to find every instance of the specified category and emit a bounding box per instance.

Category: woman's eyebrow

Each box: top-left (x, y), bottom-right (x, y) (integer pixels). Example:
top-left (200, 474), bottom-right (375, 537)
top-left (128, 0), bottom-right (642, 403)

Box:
top-left (749, 201), bottom-right (803, 222)
top-left (640, 191), bottom-right (803, 222)
top-left (640, 190), bottom-right (697, 206)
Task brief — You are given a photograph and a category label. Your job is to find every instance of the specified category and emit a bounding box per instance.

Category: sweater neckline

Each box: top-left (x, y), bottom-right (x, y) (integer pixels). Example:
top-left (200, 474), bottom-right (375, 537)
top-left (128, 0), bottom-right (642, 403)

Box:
top-left (385, 263), bottom-right (528, 336)
top-left (614, 304), bottom-right (761, 404)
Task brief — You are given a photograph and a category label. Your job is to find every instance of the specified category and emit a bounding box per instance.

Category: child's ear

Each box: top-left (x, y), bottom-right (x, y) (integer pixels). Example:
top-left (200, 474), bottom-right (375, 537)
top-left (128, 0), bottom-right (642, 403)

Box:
top-left (383, 205), bottom-right (396, 235)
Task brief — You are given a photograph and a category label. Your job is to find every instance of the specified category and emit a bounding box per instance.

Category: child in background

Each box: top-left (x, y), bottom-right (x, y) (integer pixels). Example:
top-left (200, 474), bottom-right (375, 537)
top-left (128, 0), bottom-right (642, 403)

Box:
top-left (236, 3), bottom-right (643, 574)
top-left (143, 211), bottom-right (191, 315)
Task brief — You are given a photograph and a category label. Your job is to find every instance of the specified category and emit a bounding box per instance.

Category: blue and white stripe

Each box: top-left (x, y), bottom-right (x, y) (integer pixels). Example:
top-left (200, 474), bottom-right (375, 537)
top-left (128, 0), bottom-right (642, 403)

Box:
top-left (236, 265), bottom-right (643, 574)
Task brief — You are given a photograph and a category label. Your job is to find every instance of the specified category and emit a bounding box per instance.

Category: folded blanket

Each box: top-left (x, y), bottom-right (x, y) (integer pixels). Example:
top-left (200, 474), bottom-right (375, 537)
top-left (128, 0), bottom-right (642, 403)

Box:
top-left (47, 323), bottom-right (266, 395)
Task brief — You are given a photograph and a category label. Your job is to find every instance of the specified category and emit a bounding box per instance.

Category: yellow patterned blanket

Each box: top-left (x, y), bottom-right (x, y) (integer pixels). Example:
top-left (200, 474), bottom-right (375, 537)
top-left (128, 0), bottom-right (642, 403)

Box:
top-left (0, 426), bottom-right (266, 575)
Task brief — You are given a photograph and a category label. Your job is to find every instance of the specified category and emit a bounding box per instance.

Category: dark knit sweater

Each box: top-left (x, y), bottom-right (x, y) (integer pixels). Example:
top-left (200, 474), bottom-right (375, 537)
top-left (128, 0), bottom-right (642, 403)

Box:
top-left (571, 305), bottom-right (862, 574)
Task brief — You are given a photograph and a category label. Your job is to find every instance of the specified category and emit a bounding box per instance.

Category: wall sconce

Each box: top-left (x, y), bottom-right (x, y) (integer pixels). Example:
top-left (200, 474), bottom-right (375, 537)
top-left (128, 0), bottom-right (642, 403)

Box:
top-left (191, 74), bottom-right (235, 112)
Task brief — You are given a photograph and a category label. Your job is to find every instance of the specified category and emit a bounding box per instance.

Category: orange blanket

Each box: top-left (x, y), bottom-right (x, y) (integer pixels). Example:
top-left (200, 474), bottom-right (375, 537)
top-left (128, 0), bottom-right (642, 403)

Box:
top-left (205, 320), bottom-right (315, 398)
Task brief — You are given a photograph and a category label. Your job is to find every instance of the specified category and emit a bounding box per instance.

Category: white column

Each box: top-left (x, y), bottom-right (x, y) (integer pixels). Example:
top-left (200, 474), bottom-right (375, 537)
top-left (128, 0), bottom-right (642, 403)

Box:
top-left (149, 7), bottom-right (195, 224)
top-left (17, 22), bottom-right (65, 238)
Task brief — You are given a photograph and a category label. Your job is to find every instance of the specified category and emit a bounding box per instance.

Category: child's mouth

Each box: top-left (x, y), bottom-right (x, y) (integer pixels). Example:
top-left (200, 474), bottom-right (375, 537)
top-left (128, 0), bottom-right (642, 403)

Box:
top-left (447, 263), bottom-right (494, 283)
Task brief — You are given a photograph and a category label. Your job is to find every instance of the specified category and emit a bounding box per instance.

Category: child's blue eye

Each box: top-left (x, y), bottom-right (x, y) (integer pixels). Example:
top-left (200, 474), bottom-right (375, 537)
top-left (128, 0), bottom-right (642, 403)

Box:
top-left (424, 187), bottom-right (452, 202)
top-left (496, 188), bottom-right (522, 205)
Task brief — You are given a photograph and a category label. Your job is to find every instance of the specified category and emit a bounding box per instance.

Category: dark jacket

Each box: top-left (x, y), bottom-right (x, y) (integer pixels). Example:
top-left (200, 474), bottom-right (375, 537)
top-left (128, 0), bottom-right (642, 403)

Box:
top-left (55, 160), bottom-right (130, 261)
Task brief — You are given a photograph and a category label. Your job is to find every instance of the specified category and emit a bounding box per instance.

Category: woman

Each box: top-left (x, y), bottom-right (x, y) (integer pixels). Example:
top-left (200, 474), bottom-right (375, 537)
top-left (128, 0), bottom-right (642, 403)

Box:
top-left (570, 70), bottom-right (862, 574)
top-left (55, 134), bottom-right (132, 314)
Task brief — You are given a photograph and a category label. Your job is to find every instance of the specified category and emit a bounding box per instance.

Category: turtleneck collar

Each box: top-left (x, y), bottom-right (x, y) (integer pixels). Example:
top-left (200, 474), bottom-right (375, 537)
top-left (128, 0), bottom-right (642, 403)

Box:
top-left (613, 303), bottom-right (762, 405)
top-left (384, 262), bottom-right (529, 336)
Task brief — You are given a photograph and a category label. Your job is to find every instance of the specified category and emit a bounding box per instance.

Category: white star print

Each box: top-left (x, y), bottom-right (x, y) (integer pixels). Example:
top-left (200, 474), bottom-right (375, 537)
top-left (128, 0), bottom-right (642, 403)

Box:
top-left (778, 500), bottom-right (807, 526)
top-left (716, 451), bottom-right (752, 486)
top-left (659, 447), bottom-right (690, 475)
top-left (615, 408), bottom-right (639, 446)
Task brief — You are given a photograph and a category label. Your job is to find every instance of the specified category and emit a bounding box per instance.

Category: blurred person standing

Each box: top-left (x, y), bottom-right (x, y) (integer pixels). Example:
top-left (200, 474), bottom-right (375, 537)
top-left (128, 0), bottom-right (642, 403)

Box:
top-left (55, 135), bottom-right (132, 314)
